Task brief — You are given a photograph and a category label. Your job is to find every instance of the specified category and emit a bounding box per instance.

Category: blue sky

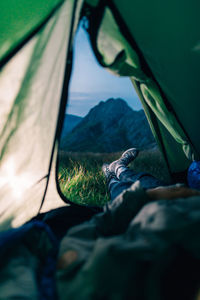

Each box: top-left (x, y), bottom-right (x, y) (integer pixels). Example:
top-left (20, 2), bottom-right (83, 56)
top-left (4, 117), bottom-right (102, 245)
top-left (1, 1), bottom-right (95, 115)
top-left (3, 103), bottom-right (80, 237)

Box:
top-left (66, 25), bottom-right (142, 117)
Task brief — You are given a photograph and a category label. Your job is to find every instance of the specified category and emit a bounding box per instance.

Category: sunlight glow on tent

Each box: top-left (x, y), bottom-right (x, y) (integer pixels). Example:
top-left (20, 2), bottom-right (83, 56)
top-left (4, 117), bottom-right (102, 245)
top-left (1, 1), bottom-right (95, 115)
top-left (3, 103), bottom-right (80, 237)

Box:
top-left (0, 157), bottom-right (33, 200)
top-left (0, 39), bottom-right (35, 131)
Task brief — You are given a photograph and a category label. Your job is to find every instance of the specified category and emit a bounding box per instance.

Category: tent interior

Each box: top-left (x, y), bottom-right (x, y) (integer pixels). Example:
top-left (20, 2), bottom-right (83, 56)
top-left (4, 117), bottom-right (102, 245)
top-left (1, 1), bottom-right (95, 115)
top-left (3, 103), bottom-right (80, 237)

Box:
top-left (1, 0), bottom-right (200, 229)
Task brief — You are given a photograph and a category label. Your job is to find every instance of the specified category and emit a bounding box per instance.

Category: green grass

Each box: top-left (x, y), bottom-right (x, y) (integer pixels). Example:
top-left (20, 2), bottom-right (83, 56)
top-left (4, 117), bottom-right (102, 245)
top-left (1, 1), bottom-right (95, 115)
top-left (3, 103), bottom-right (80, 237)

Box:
top-left (58, 151), bottom-right (120, 206)
top-left (58, 148), bottom-right (170, 206)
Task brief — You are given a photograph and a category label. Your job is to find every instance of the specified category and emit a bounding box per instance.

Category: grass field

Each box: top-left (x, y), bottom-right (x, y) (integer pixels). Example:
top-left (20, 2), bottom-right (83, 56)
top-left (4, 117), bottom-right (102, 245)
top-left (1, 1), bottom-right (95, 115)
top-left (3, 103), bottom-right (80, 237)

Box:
top-left (58, 148), bottom-right (170, 206)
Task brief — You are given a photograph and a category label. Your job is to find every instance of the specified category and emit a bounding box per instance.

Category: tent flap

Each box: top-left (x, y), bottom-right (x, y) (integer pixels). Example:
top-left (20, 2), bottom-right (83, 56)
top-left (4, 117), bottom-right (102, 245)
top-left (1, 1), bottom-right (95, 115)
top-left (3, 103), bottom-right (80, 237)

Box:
top-left (0, 0), bottom-right (65, 67)
top-left (85, 0), bottom-right (200, 174)
top-left (0, 0), bottom-right (83, 230)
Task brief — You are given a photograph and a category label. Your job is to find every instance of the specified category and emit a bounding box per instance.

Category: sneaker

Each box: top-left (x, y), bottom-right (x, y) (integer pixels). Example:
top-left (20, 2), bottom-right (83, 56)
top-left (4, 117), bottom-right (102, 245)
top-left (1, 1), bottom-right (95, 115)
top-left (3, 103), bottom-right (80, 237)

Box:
top-left (109, 148), bottom-right (139, 174)
top-left (102, 163), bottom-right (116, 182)
top-left (121, 148), bottom-right (139, 165)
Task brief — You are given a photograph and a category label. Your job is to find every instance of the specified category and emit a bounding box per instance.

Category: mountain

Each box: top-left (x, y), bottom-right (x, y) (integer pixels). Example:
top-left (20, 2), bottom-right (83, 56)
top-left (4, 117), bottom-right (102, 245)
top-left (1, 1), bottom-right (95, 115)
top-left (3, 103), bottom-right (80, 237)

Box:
top-left (60, 114), bottom-right (82, 143)
top-left (61, 98), bottom-right (156, 152)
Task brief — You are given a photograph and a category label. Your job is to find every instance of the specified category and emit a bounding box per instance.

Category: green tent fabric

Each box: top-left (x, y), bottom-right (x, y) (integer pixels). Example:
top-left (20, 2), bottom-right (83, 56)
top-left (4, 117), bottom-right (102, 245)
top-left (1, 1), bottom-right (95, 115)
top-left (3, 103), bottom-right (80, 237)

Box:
top-left (85, 0), bottom-right (200, 172)
top-left (0, 0), bottom-right (65, 67)
top-left (1, 0), bottom-right (200, 228)
top-left (112, 0), bottom-right (200, 157)
top-left (0, 0), bottom-right (83, 230)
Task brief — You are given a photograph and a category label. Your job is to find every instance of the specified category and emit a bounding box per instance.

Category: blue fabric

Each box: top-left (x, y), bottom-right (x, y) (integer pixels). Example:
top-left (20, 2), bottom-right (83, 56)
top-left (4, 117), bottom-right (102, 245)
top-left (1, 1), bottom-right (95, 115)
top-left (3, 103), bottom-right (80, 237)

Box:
top-left (187, 161), bottom-right (200, 190)
top-left (0, 221), bottom-right (59, 300)
top-left (38, 246), bottom-right (58, 300)
top-left (0, 220), bottom-right (57, 254)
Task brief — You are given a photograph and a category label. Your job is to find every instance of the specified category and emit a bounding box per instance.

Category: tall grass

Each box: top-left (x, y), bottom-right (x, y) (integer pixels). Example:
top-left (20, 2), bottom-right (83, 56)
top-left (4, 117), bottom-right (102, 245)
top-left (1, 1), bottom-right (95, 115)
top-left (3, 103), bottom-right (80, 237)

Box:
top-left (58, 148), bottom-right (170, 206)
top-left (58, 151), bottom-right (120, 206)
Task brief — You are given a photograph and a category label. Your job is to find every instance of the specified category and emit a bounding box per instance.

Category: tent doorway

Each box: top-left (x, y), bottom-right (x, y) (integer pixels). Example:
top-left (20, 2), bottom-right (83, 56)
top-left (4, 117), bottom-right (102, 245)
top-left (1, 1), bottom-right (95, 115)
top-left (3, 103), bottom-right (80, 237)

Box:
top-left (57, 23), bottom-right (168, 206)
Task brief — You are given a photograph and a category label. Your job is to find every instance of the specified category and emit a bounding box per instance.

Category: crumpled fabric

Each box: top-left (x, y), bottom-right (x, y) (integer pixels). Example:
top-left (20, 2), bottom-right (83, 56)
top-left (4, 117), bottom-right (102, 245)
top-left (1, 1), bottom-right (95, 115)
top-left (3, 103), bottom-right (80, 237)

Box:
top-left (56, 182), bottom-right (200, 300)
top-left (0, 221), bottom-right (58, 300)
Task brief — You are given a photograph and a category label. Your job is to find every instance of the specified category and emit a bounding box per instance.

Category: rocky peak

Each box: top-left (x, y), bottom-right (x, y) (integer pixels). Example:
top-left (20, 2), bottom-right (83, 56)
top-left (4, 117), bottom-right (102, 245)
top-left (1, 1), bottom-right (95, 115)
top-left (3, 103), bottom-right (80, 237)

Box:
top-left (61, 98), bottom-right (156, 152)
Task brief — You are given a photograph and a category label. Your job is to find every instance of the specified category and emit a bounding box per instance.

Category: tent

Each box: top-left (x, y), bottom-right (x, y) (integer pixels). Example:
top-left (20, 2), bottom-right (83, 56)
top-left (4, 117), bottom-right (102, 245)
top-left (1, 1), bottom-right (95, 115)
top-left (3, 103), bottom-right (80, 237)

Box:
top-left (1, 0), bottom-right (200, 229)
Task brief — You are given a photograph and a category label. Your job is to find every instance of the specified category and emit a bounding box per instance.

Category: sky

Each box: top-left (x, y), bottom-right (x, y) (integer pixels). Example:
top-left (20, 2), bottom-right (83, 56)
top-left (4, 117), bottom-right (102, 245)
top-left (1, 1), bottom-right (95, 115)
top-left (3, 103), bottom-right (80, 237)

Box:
top-left (66, 25), bottom-right (142, 117)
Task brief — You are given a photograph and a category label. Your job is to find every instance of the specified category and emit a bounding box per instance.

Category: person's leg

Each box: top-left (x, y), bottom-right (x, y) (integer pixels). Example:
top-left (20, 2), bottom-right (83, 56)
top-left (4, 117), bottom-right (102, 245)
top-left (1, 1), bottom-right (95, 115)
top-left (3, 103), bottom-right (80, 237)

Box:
top-left (107, 175), bottom-right (134, 201)
top-left (117, 165), bottom-right (165, 188)
top-left (102, 148), bottom-right (166, 201)
top-left (107, 167), bottom-right (165, 201)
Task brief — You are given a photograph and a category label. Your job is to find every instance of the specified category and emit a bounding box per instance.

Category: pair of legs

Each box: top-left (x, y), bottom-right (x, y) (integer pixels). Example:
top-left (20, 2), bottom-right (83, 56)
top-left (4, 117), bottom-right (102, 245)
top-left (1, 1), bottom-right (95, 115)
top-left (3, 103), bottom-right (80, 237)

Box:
top-left (103, 148), bottom-right (166, 201)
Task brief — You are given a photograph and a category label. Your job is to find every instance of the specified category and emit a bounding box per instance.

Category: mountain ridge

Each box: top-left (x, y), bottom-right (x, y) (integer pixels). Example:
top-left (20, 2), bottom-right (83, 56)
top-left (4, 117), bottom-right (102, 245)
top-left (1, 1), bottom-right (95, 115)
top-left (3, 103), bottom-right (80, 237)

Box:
top-left (61, 98), bottom-right (156, 152)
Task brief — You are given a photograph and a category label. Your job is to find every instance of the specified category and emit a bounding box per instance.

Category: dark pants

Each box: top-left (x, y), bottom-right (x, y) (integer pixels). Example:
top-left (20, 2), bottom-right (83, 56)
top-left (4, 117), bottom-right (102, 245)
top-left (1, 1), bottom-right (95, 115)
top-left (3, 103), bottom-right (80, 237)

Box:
top-left (108, 166), bottom-right (166, 201)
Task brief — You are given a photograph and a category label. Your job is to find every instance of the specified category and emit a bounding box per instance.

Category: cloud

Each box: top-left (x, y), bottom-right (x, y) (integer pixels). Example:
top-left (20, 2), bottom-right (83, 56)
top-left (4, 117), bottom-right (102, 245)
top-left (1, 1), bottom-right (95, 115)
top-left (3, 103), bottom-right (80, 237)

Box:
top-left (69, 92), bottom-right (95, 101)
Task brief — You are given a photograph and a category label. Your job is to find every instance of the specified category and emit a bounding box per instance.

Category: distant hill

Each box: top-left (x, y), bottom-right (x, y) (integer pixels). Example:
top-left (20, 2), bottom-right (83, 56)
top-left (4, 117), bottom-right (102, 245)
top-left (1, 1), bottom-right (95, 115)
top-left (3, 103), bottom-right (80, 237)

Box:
top-left (60, 114), bottom-right (82, 145)
top-left (60, 98), bottom-right (156, 152)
